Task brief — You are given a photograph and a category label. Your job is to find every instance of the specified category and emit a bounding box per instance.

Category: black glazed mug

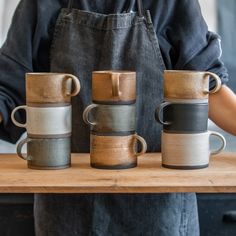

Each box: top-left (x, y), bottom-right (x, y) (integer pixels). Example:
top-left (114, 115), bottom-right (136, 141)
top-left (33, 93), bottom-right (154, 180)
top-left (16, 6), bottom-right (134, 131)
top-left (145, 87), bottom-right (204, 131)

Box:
top-left (155, 102), bottom-right (208, 133)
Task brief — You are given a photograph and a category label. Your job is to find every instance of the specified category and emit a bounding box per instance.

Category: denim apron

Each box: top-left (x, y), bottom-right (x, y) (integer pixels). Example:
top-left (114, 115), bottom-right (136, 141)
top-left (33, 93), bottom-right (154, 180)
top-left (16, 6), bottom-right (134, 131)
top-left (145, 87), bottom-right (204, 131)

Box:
top-left (34, 0), bottom-right (199, 235)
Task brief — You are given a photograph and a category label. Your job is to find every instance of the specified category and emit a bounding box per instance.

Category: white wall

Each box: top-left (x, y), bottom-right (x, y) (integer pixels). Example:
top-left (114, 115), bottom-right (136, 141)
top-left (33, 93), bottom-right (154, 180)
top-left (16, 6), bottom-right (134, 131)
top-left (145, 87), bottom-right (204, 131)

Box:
top-left (199, 0), bottom-right (217, 32)
top-left (0, 0), bottom-right (20, 45)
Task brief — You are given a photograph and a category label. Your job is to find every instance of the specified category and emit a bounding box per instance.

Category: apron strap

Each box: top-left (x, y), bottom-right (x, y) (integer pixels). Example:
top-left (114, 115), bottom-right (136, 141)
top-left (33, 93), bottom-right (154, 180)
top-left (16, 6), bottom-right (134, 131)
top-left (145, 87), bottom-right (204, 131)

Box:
top-left (67, 0), bottom-right (144, 17)
top-left (126, 0), bottom-right (144, 17)
top-left (137, 0), bottom-right (144, 17)
top-left (68, 0), bottom-right (74, 10)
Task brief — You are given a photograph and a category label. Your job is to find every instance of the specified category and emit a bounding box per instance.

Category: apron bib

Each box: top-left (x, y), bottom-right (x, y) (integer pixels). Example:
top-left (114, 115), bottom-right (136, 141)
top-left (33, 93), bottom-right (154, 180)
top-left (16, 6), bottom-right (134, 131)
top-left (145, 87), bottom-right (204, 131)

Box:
top-left (34, 1), bottom-right (199, 235)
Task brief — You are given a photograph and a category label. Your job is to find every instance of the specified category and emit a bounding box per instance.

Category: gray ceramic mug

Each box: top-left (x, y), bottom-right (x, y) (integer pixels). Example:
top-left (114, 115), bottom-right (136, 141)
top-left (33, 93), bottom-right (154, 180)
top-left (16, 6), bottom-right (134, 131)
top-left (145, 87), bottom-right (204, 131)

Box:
top-left (155, 102), bottom-right (208, 133)
top-left (16, 137), bottom-right (71, 169)
top-left (83, 104), bottom-right (136, 134)
top-left (161, 131), bottom-right (226, 169)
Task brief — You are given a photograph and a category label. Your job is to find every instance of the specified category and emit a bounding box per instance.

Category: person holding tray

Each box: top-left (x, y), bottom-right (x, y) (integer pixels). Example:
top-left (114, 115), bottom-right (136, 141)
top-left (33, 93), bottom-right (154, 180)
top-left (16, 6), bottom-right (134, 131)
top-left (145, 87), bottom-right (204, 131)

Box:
top-left (0, 0), bottom-right (236, 235)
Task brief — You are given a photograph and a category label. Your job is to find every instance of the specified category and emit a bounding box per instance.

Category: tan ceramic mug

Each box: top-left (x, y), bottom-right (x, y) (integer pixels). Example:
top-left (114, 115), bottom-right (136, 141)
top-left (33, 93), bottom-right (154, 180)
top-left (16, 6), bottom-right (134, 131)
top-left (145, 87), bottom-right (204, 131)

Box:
top-left (164, 70), bottom-right (222, 100)
top-left (92, 71), bottom-right (136, 104)
top-left (26, 73), bottom-right (81, 105)
top-left (161, 131), bottom-right (226, 169)
top-left (90, 134), bottom-right (147, 169)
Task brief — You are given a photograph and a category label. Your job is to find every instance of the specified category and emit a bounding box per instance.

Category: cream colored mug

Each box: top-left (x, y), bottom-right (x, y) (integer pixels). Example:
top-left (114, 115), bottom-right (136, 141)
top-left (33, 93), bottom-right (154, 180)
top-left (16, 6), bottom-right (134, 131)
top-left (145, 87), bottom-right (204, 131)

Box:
top-left (161, 131), bottom-right (226, 169)
top-left (11, 105), bottom-right (71, 137)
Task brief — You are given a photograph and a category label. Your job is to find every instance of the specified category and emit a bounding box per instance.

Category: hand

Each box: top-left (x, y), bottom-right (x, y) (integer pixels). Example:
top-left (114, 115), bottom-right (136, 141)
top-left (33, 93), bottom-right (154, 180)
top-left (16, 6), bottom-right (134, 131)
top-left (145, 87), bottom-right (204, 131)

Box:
top-left (209, 85), bottom-right (236, 136)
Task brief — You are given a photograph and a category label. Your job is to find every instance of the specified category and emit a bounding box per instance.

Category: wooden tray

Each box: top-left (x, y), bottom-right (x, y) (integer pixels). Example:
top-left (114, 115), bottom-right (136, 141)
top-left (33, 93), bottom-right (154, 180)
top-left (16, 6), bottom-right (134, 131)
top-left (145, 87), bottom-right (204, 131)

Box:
top-left (0, 153), bottom-right (235, 193)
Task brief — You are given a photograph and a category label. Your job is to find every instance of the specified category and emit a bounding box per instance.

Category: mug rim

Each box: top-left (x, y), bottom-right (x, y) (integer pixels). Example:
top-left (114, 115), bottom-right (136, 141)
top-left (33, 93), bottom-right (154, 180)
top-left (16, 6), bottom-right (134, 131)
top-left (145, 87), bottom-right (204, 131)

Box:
top-left (93, 70), bottom-right (136, 74)
top-left (164, 70), bottom-right (209, 74)
top-left (26, 72), bottom-right (70, 77)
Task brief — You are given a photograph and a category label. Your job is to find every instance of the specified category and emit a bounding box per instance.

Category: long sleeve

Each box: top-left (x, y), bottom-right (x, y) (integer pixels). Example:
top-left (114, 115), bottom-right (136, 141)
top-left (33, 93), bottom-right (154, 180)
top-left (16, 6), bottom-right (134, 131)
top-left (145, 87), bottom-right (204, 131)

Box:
top-left (0, 0), bottom-right (36, 142)
top-left (0, 0), bottom-right (64, 143)
top-left (148, 0), bottom-right (229, 88)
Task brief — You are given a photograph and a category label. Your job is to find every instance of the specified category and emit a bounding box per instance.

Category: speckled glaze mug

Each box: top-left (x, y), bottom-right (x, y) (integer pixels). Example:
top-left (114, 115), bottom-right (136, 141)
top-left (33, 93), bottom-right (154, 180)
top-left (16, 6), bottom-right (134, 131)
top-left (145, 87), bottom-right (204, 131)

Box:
top-left (90, 134), bottom-right (147, 169)
top-left (161, 131), bottom-right (226, 169)
top-left (92, 71), bottom-right (136, 104)
top-left (11, 105), bottom-right (71, 137)
top-left (83, 104), bottom-right (136, 134)
top-left (16, 137), bottom-right (71, 170)
top-left (26, 73), bottom-right (81, 105)
top-left (164, 70), bottom-right (222, 100)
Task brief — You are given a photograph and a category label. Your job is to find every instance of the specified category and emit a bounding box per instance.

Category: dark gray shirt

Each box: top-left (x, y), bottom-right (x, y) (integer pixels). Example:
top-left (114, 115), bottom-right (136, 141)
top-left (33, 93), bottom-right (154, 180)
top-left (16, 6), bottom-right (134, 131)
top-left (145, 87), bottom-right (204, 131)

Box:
top-left (0, 0), bottom-right (228, 142)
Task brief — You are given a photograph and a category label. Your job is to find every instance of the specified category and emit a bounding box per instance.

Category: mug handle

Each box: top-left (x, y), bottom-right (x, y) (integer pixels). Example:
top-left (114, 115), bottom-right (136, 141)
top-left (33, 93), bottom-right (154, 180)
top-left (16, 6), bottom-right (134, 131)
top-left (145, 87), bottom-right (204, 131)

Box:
top-left (155, 101), bottom-right (172, 125)
top-left (11, 105), bottom-right (27, 128)
top-left (133, 134), bottom-right (147, 156)
top-left (82, 104), bottom-right (98, 126)
top-left (209, 131), bottom-right (226, 155)
top-left (111, 73), bottom-right (122, 98)
top-left (16, 137), bottom-right (33, 161)
top-left (204, 72), bottom-right (222, 94)
top-left (65, 74), bottom-right (81, 97)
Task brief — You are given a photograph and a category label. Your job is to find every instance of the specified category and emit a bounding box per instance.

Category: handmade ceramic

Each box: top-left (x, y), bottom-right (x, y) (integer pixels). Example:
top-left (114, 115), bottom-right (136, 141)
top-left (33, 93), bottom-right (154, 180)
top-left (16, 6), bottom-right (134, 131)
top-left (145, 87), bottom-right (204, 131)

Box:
top-left (11, 105), bottom-right (71, 137)
top-left (164, 70), bottom-right (222, 99)
top-left (161, 131), bottom-right (226, 169)
top-left (26, 73), bottom-right (80, 105)
top-left (83, 104), bottom-right (136, 134)
top-left (92, 70), bottom-right (136, 104)
top-left (90, 134), bottom-right (147, 169)
top-left (16, 137), bottom-right (71, 169)
top-left (155, 102), bottom-right (208, 133)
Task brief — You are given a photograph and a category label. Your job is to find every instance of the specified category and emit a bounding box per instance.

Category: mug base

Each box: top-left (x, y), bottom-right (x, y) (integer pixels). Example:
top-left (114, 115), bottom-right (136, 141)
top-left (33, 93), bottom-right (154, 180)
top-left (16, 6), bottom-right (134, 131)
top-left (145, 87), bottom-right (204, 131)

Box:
top-left (91, 162), bottom-right (137, 170)
top-left (162, 163), bottom-right (209, 170)
top-left (27, 163), bottom-right (71, 170)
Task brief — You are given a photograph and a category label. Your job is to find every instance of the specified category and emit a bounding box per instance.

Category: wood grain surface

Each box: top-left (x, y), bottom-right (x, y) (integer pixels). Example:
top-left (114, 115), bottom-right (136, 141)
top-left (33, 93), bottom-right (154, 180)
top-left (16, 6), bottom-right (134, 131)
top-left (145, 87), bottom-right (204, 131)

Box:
top-left (0, 153), bottom-right (235, 193)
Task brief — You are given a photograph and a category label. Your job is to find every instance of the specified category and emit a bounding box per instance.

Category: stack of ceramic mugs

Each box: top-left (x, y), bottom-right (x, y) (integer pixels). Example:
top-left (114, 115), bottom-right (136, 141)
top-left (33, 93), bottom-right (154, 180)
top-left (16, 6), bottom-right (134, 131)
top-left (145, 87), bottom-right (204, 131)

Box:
top-left (156, 70), bottom-right (226, 169)
top-left (83, 70), bottom-right (147, 169)
top-left (11, 73), bottom-right (80, 169)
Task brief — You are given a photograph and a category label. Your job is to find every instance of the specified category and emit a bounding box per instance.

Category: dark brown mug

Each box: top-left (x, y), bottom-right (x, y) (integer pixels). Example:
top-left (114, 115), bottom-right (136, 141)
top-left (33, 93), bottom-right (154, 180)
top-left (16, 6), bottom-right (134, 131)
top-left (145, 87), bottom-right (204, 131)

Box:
top-left (92, 71), bottom-right (136, 104)
top-left (26, 73), bottom-right (81, 105)
top-left (90, 134), bottom-right (147, 169)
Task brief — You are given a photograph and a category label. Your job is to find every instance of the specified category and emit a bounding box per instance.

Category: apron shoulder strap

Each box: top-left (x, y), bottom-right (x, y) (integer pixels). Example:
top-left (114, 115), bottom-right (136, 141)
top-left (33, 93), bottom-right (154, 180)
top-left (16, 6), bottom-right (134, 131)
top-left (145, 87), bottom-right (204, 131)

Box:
top-left (68, 0), bottom-right (74, 10)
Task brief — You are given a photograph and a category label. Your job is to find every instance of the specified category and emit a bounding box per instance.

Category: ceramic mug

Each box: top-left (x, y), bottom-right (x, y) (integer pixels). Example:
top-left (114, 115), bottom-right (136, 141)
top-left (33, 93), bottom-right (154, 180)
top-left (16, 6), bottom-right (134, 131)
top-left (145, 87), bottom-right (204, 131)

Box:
top-left (83, 104), bottom-right (136, 134)
top-left (155, 102), bottom-right (208, 133)
top-left (26, 73), bottom-right (80, 105)
top-left (90, 134), bottom-right (147, 169)
top-left (164, 70), bottom-right (222, 99)
top-left (92, 70), bottom-right (136, 104)
top-left (161, 131), bottom-right (226, 169)
top-left (16, 137), bottom-right (71, 169)
top-left (11, 105), bottom-right (71, 137)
